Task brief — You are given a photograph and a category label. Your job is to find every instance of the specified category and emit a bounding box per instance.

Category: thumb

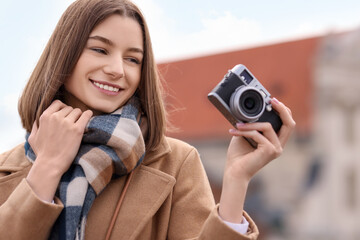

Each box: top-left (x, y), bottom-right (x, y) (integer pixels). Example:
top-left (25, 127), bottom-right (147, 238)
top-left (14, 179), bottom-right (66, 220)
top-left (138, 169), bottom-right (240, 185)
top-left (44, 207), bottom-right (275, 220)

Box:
top-left (28, 121), bottom-right (38, 145)
top-left (31, 121), bottom-right (39, 135)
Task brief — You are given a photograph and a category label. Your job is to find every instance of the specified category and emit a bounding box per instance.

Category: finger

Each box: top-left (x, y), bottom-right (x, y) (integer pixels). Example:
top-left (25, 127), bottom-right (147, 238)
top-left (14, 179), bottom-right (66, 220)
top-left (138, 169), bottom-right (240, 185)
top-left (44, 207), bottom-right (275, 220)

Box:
top-left (277, 126), bottom-right (294, 147)
top-left (55, 106), bottom-right (74, 118)
top-left (65, 108), bottom-right (83, 123)
top-left (270, 98), bottom-right (294, 126)
top-left (28, 121), bottom-right (39, 148)
top-left (271, 98), bottom-right (296, 146)
top-left (28, 121), bottom-right (38, 140)
top-left (230, 128), bottom-right (271, 147)
top-left (75, 110), bottom-right (93, 130)
top-left (285, 106), bottom-right (292, 116)
top-left (42, 100), bottom-right (67, 115)
top-left (31, 121), bottom-right (38, 134)
top-left (236, 122), bottom-right (281, 148)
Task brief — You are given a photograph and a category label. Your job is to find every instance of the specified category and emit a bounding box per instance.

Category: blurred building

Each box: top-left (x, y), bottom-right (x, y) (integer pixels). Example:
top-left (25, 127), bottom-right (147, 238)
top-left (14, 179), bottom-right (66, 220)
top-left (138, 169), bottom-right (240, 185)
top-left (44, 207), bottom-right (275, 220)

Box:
top-left (158, 28), bottom-right (360, 240)
top-left (291, 29), bottom-right (360, 240)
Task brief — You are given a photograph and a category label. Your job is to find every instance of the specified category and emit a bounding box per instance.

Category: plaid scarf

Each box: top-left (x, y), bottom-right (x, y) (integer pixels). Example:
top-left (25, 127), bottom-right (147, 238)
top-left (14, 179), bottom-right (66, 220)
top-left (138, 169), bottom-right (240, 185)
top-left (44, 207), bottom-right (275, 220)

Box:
top-left (25, 97), bottom-right (146, 240)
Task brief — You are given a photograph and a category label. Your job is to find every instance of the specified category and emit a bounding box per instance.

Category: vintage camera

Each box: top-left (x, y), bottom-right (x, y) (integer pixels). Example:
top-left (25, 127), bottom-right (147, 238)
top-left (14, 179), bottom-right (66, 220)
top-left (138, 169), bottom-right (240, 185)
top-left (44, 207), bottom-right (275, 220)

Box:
top-left (208, 64), bottom-right (282, 147)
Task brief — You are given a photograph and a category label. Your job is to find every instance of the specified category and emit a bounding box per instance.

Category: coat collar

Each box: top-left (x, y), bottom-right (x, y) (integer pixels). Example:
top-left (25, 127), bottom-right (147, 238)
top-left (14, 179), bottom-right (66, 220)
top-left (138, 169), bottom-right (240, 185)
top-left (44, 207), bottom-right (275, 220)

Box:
top-left (111, 164), bottom-right (176, 239)
top-left (86, 161), bottom-right (176, 239)
top-left (115, 137), bottom-right (175, 238)
top-left (86, 137), bottom-right (175, 239)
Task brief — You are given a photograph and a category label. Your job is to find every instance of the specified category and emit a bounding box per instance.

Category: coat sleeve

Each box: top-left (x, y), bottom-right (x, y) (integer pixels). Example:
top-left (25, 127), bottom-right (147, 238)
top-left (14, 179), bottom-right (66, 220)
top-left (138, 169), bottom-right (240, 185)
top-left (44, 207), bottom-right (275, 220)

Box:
top-left (0, 178), bottom-right (64, 240)
top-left (167, 147), bottom-right (259, 240)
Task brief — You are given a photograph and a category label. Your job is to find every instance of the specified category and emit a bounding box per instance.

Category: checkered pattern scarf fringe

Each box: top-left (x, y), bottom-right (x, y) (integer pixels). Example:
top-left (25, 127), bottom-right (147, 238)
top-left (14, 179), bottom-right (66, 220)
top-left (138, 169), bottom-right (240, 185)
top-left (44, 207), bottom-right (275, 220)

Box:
top-left (25, 97), bottom-right (146, 240)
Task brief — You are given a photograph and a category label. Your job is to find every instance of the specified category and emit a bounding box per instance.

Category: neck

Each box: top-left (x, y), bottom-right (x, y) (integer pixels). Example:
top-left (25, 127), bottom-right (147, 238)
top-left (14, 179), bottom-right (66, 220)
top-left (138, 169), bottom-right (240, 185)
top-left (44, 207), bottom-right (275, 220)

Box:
top-left (62, 90), bottom-right (103, 116)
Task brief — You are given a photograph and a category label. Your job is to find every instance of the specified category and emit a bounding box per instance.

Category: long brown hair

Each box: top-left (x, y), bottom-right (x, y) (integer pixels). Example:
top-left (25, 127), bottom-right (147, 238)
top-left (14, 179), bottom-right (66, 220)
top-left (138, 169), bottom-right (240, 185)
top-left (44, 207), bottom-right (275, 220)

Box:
top-left (18, 0), bottom-right (166, 151)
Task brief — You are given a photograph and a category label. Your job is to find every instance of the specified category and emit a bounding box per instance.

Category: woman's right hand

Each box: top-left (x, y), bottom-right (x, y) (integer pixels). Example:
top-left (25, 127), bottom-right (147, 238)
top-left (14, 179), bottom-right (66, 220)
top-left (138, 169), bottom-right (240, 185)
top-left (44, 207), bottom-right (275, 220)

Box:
top-left (26, 100), bottom-right (93, 202)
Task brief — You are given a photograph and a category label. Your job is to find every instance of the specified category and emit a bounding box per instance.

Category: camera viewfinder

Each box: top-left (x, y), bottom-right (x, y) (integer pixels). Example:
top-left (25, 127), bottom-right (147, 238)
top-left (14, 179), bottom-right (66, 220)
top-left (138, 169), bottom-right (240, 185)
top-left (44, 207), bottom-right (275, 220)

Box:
top-left (240, 70), bottom-right (253, 84)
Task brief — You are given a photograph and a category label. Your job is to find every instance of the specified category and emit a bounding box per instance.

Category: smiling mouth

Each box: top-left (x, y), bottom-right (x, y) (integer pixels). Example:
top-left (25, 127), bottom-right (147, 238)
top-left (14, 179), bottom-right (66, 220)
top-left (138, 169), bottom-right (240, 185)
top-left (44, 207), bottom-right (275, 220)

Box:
top-left (91, 80), bottom-right (121, 93)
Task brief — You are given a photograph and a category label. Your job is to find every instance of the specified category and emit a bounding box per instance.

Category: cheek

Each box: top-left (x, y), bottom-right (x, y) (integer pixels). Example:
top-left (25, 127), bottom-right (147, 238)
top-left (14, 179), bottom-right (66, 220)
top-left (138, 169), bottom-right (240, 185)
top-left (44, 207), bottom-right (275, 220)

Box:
top-left (130, 72), bottom-right (141, 90)
top-left (134, 77), bottom-right (141, 90)
top-left (63, 78), bottom-right (75, 94)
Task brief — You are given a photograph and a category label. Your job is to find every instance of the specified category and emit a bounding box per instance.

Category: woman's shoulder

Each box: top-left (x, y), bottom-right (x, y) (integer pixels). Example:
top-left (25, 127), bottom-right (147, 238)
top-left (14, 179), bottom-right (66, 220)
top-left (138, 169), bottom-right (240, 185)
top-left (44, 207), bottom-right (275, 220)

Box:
top-left (165, 137), bottom-right (196, 152)
top-left (0, 144), bottom-right (32, 206)
top-left (160, 136), bottom-right (200, 165)
top-left (164, 137), bottom-right (201, 162)
top-left (144, 137), bottom-right (200, 169)
top-left (0, 143), bottom-right (29, 168)
top-left (142, 137), bottom-right (203, 181)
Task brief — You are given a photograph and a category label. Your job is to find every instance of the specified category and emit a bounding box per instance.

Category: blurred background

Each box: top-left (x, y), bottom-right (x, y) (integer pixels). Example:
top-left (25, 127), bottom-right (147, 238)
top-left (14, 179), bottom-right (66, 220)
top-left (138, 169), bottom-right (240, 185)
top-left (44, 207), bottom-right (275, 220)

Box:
top-left (1, 1), bottom-right (360, 239)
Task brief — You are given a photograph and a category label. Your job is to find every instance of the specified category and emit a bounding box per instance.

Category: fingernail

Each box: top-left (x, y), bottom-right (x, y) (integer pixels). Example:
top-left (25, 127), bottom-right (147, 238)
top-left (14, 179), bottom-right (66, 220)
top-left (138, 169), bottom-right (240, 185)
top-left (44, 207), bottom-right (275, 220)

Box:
top-left (236, 122), bottom-right (245, 128)
top-left (272, 98), bottom-right (279, 104)
top-left (229, 129), bottom-right (237, 133)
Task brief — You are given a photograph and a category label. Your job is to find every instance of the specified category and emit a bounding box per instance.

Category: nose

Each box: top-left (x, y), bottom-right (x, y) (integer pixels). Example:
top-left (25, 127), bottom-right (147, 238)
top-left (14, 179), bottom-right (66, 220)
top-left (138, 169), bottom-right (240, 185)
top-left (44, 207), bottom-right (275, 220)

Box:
top-left (103, 56), bottom-right (124, 79)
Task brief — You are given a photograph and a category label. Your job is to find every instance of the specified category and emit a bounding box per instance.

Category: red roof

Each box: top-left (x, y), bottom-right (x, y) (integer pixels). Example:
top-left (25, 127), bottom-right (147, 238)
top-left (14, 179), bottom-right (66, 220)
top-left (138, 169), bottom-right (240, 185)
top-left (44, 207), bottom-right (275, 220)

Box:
top-left (158, 36), bottom-right (320, 140)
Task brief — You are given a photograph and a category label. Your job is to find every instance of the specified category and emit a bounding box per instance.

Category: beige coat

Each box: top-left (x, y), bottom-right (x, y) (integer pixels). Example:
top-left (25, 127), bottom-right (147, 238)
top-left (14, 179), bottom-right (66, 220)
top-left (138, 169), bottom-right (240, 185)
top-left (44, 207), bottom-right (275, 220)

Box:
top-left (0, 137), bottom-right (259, 240)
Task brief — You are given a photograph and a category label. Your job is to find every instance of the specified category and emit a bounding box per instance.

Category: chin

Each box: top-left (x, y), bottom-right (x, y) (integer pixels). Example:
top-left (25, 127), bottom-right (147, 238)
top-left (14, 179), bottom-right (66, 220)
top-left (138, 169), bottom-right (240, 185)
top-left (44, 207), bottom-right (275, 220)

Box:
top-left (87, 99), bottom-right (127, 115)
top-left (89, 105), bottom-right (118, 115)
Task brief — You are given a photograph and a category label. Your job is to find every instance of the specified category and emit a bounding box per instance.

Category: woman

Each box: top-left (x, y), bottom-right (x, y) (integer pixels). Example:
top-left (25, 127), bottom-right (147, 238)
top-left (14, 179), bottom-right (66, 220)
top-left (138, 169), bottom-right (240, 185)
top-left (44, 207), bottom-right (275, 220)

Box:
top-left (0, 0), bottom-right (295, 239)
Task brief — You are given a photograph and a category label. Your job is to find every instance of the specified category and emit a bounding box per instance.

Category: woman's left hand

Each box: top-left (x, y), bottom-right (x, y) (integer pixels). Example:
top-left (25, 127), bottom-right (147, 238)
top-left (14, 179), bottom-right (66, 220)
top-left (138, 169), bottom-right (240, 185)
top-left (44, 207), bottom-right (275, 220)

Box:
top-left (226, 98), bottom-right (295, 181)
top-left (219, 98), bottom-right (296, 223)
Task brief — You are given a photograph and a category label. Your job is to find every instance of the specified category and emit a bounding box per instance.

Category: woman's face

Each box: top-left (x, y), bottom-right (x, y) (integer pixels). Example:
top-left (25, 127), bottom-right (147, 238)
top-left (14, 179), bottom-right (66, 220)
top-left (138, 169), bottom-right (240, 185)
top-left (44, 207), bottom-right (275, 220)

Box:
top-left (63, 14), bottom-right (144, 115)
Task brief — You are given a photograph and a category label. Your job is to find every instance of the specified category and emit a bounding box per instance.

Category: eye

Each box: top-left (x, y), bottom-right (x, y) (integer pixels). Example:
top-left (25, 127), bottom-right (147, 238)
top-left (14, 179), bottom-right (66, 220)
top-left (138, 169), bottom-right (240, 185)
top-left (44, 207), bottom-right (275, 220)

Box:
top-left (91, 48), bottom-right (107, 55)
top-left (126, 57), bottom-right (142, 65)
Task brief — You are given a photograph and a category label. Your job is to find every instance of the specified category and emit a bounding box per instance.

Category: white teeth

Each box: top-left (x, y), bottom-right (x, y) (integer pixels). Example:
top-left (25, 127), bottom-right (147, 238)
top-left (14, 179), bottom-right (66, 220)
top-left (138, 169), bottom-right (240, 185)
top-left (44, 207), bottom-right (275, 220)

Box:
top-left (93, 81), bottom-right (120, 92)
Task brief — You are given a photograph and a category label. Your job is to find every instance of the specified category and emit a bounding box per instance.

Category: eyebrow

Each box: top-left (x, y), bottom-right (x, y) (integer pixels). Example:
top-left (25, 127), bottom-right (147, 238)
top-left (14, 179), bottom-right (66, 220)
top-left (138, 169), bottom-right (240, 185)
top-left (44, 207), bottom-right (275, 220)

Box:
top-left (88, 35), bottom-right (144, 55)
top-left (89, 35), bottom-right (113, 46)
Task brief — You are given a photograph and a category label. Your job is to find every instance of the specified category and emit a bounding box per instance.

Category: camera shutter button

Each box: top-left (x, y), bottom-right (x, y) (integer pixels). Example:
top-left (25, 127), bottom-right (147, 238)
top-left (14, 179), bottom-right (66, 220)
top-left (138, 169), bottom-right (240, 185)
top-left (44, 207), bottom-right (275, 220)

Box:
top-left (266, 105), bottom-right (272, 112)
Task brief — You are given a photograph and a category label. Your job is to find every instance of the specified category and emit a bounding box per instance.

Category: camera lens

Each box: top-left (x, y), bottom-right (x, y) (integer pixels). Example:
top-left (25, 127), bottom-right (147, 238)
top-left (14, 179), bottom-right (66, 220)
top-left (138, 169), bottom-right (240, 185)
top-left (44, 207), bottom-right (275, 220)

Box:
top-left (230, 86), bottom-right (265, 122)
top-left (244, 98), bottom-right (255, 110)
top-left (240, 90), bottom-right (263, 116)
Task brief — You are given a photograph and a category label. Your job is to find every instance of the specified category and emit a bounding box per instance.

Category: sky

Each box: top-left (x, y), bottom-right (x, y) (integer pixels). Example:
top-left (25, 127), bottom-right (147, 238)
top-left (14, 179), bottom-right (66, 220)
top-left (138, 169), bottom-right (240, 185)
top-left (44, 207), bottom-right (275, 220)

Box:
top-left (0, 0), bottom-right (360, 152)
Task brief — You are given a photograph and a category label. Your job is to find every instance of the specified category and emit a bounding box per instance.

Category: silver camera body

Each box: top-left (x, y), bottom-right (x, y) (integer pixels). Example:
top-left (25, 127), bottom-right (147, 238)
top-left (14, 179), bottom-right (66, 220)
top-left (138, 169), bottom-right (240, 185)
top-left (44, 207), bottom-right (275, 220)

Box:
top-left (208, 64), bottom-right (282, 146)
